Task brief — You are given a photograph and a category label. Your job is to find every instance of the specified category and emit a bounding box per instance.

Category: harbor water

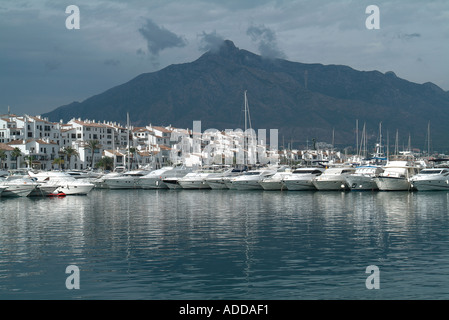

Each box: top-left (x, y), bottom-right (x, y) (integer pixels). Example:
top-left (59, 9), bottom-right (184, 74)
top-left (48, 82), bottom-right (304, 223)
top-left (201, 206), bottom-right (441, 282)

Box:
top-left (1, 189), bottom-right (449, 300)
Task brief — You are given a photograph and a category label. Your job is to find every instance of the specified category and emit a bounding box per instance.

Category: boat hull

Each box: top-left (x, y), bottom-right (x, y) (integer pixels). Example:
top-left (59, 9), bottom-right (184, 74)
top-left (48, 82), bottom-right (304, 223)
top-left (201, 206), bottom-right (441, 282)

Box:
top-left (205, 179), bottom-right (229, 189)
top-left (140, 177), bottom-right (168, 189)
top-left (178, 180), bottom-right (211, 189)
top-left (346, 176), bottom-right (378, 191)
top-left (411, 179), bottom-right (449, 191)
top-left (312, 179), bottom-right (349, 191)
top-left (259, 180), bottom-right (285, 191)
top-left (231, 180), bottom-right (264, 190)
top-left (1, 184), bottom-right (37, 197)
top-left (282, 179), bottom-right (316, 191)
top-left (375, 177), bottom-right (413, 191)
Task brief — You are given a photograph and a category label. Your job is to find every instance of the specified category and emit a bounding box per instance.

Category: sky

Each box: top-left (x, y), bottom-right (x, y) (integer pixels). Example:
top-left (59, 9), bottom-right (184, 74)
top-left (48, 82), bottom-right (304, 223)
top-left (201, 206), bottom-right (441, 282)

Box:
top-left (1, 0), bottom-right (448, 117)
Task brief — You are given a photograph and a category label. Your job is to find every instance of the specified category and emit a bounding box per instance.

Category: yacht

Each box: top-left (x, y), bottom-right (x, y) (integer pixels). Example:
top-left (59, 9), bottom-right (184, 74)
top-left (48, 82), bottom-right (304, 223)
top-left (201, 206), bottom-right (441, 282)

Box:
top-left (205, 167), bottom-right (247, 189)
top-left (282, 167), bottom-right (325, 191)
top-left (28, 171), bottom-right (94, 195)
top-left (0, 186), bottom-right (6, 196)
top-left (139, 167), bottom-right (173, 189)
top-left (162, 166), bottom-right (193, 189)
top-left (409, 167), bottom-right (449, 191)
top-left (312, 166), bottom-right (356, 191)
top-left (374, 160), bottom-right (419, 191)
top-left (0, 175), bottom-right (39, 197)
top-left (178, 167), bottom-right (227, 189)
top-left (92, 171), bottom-right (124, 189)
top-left (104, 170), bottom-right (149, 189)
top-left (228, 167), bottom-right (277, 190)
top-left (258, 166), bottom-right (292, 191)
top-left (346, 166), bottom-right (384, 191)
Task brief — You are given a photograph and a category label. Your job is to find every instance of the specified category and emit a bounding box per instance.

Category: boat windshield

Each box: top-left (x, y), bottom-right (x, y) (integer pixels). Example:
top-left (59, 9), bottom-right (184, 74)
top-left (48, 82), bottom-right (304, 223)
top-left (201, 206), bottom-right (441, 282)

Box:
top-left (419, 169), bottom-right (444, 175)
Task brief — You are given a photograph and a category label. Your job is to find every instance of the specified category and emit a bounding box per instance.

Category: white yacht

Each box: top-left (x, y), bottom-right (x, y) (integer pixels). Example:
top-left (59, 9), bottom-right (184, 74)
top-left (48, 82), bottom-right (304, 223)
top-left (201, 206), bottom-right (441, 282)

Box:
top-left (0, 175), bottom-right (39, 197)
top-left (346, 166), bottom-right (384, 191)
top-left (0, 186), bottom-right (6, 196)
top-left (228, 167), bottom-right (277, 190)
top-left (312, 166), bottom-right (356, 191)
top-left (409, 167), bottom-right (449, 191)
top-left (104, 170), bottom-right (149, 189)
top-left (162, 166), bottom-right (193, 189)
top-left (374, 160), bottom-right (419, 191)
top-left (258, 166), bottom-right (292, 191)
top-left (28, 171), bottom-right (94, 195)
top-left (282, 167), bottom-right (325, 191)
top-left (139, 167), bottom-right (173, 189)
top-left (92, 171), bottom-right (124, 189)
top-left (178, 167), bottom-right (227, 189)
top-left (178, 171), bottom-right (213, 189)
top-left (205, 167), bottom-right (247, 189)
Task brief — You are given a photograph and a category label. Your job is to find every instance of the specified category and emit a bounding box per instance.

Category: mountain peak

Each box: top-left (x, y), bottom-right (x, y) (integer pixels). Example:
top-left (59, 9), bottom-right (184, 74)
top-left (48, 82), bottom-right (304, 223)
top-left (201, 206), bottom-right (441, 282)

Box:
top-left (211, 39), bottom-right (240, 57)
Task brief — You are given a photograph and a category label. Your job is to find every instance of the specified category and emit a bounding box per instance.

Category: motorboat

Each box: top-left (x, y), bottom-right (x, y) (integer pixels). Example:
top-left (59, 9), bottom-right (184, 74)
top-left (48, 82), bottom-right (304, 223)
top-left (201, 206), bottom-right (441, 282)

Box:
top-left (92, 171), bottom-right (124, 189)
top-left (104, 170), bottom-right (149, 189)
top-left (374, 160), bottom-right (419, 191)
top-left (281, 167), bottom-right (325, 191)
top-left (409, 167), bottom-right (449, 191)
top-left (0, 186), bottom-right (6, 196)
top-left (0, 175), bottom-right (39, 197)
top-left (258, 166), bottom-right (292, 191)
top-left (312, 166), bottom-right (356, 191)
top-left (346, 166), bottom-right (384, 191)
top-left (161, 166), bottom-right (193, 189)
top-left (178, 167), bottom-right (229, 189)
top-left (139, 167), bottom-right (173, 189)
top-left (228, 167), bottom-right (277, 190)
top-left (28, 171), bottom-right (94, 195)
top-left (205, 167), bottom-right (247, 189)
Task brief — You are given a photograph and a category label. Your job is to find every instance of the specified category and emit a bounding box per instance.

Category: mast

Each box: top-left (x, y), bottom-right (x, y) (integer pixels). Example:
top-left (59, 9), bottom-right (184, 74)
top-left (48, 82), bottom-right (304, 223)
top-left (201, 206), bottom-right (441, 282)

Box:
top-left (127, 112), bottom-right (130, 171)
top-left (356, 119), bottom-right (359, 156)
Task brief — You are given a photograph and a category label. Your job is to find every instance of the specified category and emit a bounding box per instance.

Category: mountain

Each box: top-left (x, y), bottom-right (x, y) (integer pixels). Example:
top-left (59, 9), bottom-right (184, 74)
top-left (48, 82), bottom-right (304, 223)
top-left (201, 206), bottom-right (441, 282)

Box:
top-left (43, 40), bottom-right (449, 151)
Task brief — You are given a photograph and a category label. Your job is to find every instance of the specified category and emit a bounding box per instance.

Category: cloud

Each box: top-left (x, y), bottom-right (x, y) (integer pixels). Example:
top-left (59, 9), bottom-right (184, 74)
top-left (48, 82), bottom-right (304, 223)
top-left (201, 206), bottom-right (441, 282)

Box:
top-left (246, 23), bottom-right (286, 59)
top-left (138, 18), bottom-right (187, 58)
top-left (198, 30), bottom-right (225, 52)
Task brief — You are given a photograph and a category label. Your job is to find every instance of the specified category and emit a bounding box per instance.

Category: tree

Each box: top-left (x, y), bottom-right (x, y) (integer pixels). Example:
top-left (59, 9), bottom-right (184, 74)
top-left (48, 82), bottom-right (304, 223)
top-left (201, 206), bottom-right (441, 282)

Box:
top-left (11, 147), bottom-right (22, 169)
top-left (0, 149), bottom-right (6, 170)
top-left (24, 155), bottom-right (33, 169)
top-left (85, 140), bottom-right (101, 169)
top-left (52, 157), bottom-right (64, 169)
top-left (129, 147), bottom-right (137, 169)
top-left (63, 146), bottom-right (79, 170)
top-left (95, 156), bottom-right (114, 171)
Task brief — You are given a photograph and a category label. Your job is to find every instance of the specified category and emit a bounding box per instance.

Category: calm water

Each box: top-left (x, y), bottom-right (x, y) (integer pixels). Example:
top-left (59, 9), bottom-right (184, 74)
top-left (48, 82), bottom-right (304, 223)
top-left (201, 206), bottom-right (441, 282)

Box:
top-left (1, 188), bottom-right (449, 300)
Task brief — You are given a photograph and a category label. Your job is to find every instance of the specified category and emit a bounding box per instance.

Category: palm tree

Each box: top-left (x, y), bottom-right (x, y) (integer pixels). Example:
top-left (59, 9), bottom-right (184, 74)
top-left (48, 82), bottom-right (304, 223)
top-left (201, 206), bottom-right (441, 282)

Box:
top-left (52, 157), bottom-right (64, 170)
top-left (85, 140), bottom-right (101, 169)
top-left (11, 147), bottom-right (22, 169)
top-left (63, 146), bottom-right (79, 170)
top-left (129, 147), bottom-right (137, 169)
top-left (95, 156), bottom-right (114, 171)
top-left (24, 155), bottom-right (33, 169)
top-left (0, 149), bottom-right (6, 170)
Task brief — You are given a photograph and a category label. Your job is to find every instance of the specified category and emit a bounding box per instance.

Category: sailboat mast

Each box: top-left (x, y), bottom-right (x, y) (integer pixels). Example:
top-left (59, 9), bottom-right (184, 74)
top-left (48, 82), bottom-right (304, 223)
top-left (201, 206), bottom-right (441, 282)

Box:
top-left (127, 112), bottom-right (130, 171)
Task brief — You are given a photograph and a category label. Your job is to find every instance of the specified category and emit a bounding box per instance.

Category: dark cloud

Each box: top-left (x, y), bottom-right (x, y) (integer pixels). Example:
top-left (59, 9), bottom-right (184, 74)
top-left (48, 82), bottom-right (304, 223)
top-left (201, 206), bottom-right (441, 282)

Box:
top-left (246, 24), bottom-right (285, 59)
top-left (198, 31), bottom-right (225, 52)
top-left (138, 18), bottom-right (187, 57)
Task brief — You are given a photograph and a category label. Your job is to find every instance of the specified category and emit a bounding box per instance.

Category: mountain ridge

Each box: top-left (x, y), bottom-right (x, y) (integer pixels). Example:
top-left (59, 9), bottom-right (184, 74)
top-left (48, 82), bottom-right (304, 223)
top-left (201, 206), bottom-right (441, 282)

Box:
top-left (43, 40), bottom-right (449, 151)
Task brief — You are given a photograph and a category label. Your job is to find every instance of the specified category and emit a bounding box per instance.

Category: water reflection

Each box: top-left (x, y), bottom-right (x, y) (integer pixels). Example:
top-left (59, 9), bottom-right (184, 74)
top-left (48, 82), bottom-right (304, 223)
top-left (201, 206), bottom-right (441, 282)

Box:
top-left (1, 189), bottom-right (449, 299)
